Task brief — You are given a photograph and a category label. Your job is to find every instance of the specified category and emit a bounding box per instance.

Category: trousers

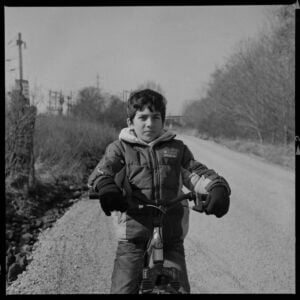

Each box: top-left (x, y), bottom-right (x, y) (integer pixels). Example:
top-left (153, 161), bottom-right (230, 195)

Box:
top-left (110, 239), bottom-right (190, 294)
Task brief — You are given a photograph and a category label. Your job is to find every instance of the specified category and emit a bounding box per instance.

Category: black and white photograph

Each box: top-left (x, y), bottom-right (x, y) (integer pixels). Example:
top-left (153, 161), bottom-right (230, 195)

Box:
top-left (4, 3), bottom-right (296, 294)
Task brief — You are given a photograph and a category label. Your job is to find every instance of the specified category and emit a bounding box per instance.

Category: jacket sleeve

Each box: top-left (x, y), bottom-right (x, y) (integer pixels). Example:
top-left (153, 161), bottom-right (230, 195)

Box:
top-left (87, 140), bottom-right (125, 196)
top-left (181, 144), bottom-right (231, 195)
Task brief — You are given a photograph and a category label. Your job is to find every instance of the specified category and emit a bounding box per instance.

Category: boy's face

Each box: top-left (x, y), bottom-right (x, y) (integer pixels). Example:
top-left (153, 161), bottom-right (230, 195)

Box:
top-left (128, 107), bottom-right (164, 143)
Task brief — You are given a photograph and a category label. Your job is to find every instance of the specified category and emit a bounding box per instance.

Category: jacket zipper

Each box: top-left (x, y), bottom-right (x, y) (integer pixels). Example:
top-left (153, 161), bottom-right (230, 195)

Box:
top-left (150, 146), bottom-right (160, 205)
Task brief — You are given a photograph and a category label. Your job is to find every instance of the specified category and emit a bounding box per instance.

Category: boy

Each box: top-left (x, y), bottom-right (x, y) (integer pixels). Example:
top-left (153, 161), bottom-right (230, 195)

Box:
top-left (88, 89), bottom-right (231, 294)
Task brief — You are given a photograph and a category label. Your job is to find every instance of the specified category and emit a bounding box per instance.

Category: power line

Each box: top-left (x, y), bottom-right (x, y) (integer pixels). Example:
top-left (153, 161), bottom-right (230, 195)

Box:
top-left (6, 43), bottom-right (17, 49)
top-left (5, 57), bottom-right (18, 62)
top-left (6, 33), bottom-right (18, 46)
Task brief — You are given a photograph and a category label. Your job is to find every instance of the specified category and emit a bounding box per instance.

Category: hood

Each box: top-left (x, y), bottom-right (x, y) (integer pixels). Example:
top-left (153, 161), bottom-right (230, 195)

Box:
top-left (119, 127), bottom-right (176, 147)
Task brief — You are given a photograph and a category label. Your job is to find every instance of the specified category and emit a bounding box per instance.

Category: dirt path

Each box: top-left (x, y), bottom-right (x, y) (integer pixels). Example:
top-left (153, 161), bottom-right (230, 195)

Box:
top-left (6, 135), bottom-right (295, 294)
top-left (6, 199), bottom-right (118, 294)
top-left (180, 135), bottom-right (295, 293)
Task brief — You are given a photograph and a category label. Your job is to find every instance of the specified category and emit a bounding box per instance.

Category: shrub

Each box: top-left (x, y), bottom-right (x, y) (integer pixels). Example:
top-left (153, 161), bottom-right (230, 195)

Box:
top-left (34, 114), bottom-right (118, 185)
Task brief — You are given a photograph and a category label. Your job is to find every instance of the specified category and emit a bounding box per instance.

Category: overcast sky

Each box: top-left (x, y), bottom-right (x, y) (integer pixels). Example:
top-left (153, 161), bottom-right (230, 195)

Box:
top-left (5, 6), bottom-right (280, 115)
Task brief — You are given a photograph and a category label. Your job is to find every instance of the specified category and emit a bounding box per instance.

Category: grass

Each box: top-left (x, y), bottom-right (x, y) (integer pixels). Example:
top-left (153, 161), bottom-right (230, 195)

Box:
top-left (33, 114), bottom-right (119, 186)
top-left (216, 138), bottom-right (295, 170)
top-left (172, 127), bottom-right (295, 170)
top-left (5, 112), bottom-right (120, 217)
top-left (198, 134), bottom-right (295, 170)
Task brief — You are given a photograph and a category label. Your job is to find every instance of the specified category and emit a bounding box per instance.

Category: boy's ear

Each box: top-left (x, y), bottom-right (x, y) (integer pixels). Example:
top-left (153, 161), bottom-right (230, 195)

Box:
top-left (127, 118), bottom-right (133, 128)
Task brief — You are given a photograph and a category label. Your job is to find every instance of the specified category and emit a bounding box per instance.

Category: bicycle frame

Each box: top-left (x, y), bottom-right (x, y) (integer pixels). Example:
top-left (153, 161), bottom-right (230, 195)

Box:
top-left (138, 192), bottom-right (207, 294)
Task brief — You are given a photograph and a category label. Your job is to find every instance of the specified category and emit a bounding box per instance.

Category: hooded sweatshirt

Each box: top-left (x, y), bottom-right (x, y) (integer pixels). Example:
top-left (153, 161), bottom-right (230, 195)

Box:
top-left (88, 127), bottom-right (230, 242)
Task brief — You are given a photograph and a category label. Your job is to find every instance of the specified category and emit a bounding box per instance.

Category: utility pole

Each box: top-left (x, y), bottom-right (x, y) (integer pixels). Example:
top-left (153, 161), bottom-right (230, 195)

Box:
top-left (48, 90), bottom-right (52, 112)
top-left (9, 33), bottom-right (36, 191)
top-left (96, 74), bottom-right (100, 92)
top-left (67, 92), bottom-right (72, 116)
top-left (16, 32), bottom-right (26, 94)
top-left (54, 91), bottom-right (58, 113)
top-left (58, 90), bottom-right (64, 115)
top-left (49, 90), bottom-right (58, 114)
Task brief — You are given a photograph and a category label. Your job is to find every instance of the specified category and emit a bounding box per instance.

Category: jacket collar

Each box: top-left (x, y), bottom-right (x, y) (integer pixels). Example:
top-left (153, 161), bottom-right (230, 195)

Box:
top-left (119, 127), bottom-right (176, 147)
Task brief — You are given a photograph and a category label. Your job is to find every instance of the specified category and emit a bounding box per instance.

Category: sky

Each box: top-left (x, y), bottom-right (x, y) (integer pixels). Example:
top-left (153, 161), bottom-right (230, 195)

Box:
top-left (4, 5), bottom-right (280, 115)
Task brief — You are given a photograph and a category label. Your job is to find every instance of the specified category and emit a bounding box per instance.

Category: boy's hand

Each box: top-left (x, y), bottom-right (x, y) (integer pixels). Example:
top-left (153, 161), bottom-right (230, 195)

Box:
top-left (99, 191), bottom-right (128, 216)
top-left (203, 186), bottom-right (230, 218)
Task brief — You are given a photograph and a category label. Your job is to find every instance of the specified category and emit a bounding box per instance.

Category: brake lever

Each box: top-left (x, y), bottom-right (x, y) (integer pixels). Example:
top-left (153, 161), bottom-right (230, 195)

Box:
top-left (192, 194), bottom-right (208, 213)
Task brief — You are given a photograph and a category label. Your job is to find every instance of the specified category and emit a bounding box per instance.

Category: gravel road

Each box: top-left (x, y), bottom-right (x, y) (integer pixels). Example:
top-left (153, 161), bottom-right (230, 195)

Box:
top-left (6, 135), bottom-right (295, 294)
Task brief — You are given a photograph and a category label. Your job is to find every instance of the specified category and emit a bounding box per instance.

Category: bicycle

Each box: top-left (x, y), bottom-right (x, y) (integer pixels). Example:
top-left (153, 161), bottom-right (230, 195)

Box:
top-left (89, 190), bottom-right (208, 294)
top-left (136, 191), bottom-right (207, 294)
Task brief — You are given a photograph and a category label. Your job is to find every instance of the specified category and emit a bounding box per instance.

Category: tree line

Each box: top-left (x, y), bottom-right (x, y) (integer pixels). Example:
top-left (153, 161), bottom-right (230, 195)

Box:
top-left (67, 80), bottom-right (165, 129)
top-left (183, 6), bottom-right (295, 145)
top-left (69, 87), bottom-right (127, 129)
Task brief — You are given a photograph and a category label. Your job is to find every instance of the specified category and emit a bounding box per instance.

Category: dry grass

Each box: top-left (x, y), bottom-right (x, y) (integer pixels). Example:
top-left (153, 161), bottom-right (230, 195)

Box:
top-left (5, 112), bottom-right (119, 216)
top-left (175, 127), bottom-right (295, 170)
top-left (34, 114), bottom-right (118, 185)
top-left (213, 137), bottom-right (295, 170)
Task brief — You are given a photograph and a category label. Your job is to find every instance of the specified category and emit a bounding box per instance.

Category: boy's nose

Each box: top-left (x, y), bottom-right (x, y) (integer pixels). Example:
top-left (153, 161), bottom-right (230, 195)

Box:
top-left (145, 118), bottom-right (153, 127)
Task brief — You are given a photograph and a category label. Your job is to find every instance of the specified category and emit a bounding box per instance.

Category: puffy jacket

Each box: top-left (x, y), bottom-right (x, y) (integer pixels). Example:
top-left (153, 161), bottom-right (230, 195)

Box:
top-left (88, 128), bottom-right (231, 243)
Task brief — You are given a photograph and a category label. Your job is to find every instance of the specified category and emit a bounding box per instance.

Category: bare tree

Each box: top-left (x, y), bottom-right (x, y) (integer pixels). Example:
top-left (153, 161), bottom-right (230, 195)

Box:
top-left (136, 80), bottom-right (165, 95)
top-left (183, 5), bottom-right (295, 144)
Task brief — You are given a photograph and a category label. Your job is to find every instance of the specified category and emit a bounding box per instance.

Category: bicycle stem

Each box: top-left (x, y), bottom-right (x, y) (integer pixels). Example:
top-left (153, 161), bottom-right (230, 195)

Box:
top-left (152, 226), bottom-right (164, 264)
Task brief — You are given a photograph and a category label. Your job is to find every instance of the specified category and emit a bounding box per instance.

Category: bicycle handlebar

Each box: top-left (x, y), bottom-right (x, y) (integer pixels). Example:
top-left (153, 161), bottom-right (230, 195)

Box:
top-left (88, 190), bottom-right (196, 202)
top-left (88, 190), bottom-right (100, 199)
top-left (89, 189), bottom-right (208, 213)
top-left (139, 192), bottom-right (208, 214)
top-left (156, 192), bottom-right (196, 207)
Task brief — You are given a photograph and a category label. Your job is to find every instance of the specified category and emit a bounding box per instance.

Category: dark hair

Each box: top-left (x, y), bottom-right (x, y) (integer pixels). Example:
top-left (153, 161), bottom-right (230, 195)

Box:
top-left (127, 89), bottom-right (167, 122)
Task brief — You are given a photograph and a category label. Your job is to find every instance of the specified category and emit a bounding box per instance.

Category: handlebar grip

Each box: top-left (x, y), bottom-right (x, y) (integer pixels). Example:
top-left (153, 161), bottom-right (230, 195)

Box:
top-left (187, 192), bottom-right (196, 201)
top-left (88, 190), bottom-right (100, 199)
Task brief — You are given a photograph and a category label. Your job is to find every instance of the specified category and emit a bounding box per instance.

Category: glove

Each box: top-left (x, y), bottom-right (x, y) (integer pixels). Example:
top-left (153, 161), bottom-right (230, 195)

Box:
top-left (99, 191), bottom-right (128, 216)
top-left (203, 186), bottom-right (230, 218)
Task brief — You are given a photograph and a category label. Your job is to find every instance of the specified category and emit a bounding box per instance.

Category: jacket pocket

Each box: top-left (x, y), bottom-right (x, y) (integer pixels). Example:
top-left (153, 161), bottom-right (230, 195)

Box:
top-left (112, 211), bottom-right (127, 241)
top-left (126, 213), bottom-right (153, 241)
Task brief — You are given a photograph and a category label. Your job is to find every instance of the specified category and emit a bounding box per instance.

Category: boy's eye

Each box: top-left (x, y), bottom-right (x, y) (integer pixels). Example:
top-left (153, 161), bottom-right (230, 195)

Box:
top-left (138, 115), bottom-right (161, 121)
